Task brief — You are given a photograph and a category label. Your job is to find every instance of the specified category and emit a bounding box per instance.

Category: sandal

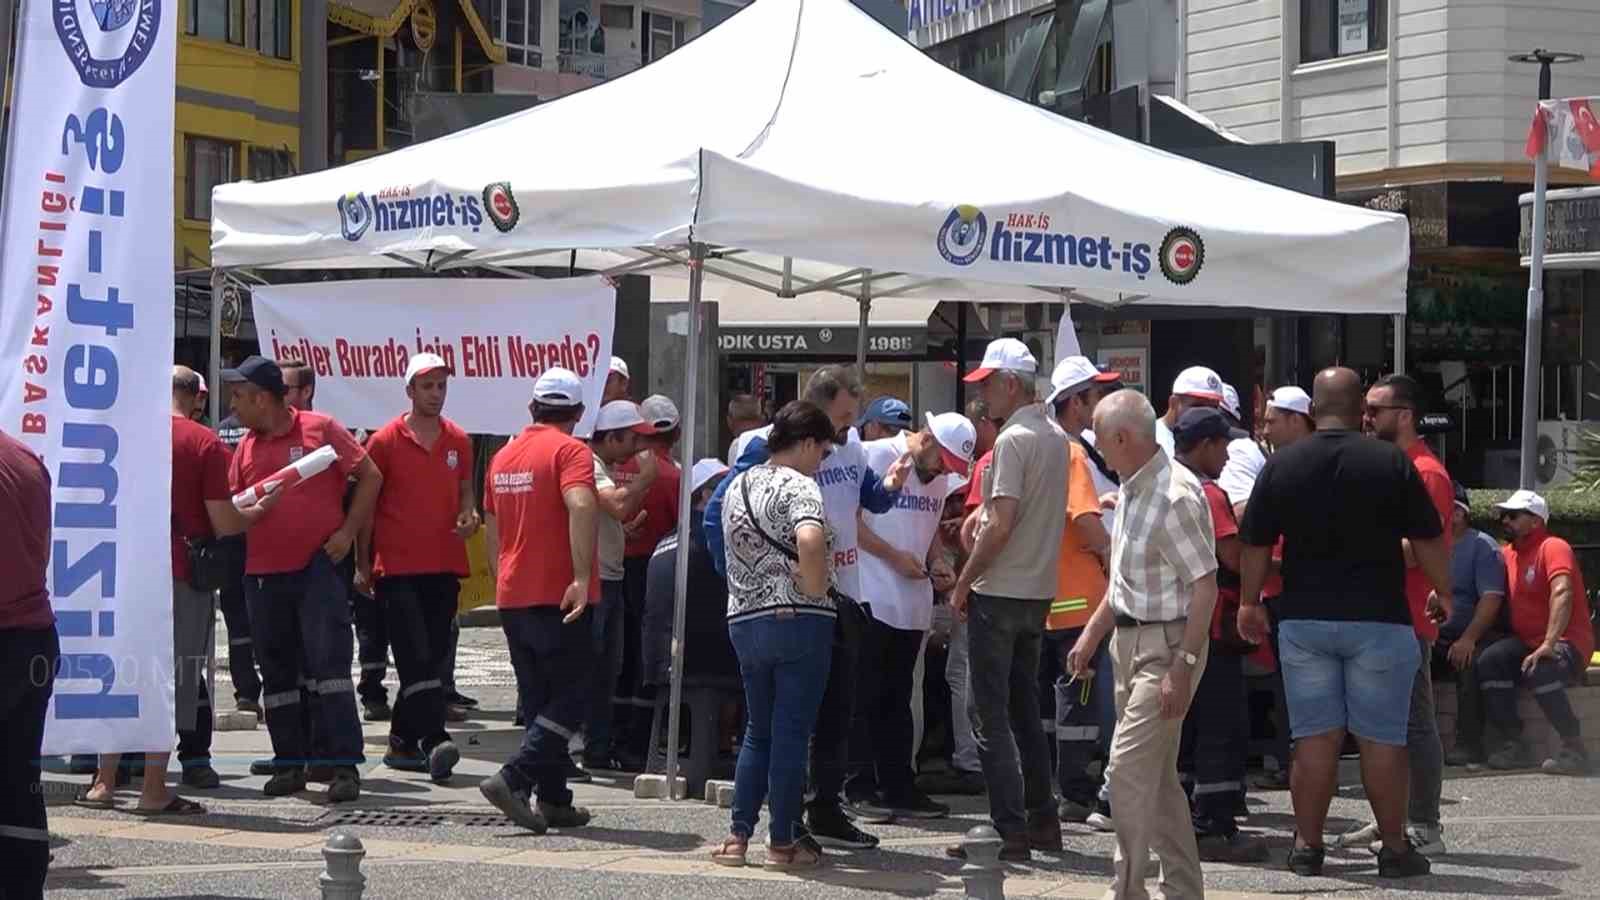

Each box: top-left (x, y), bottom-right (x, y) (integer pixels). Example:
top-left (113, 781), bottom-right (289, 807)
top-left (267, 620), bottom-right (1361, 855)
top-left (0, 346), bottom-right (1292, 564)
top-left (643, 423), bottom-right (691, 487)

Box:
top-left (764, 840), bottom-right (823, 870)
top-left (132, 796), bottom-right (205, 816)
top-left (710, 835), bottom-right (749, 867)
top-left (74, 787), bottom-right (115, 810)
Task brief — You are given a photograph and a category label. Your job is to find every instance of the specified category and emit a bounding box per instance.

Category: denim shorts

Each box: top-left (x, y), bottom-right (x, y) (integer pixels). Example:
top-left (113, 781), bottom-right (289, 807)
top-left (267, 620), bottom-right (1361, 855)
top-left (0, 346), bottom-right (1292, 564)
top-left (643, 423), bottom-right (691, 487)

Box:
top-left (1278, 619), bottom-right (1420, 746)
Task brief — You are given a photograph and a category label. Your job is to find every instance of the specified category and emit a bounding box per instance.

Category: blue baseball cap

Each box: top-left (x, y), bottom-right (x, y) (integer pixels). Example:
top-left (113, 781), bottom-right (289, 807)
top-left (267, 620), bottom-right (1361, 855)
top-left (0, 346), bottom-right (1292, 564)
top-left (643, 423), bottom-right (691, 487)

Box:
top-left (859, 396), bottom-right (912, 430)
top-left (1174, 407), bottom-right (1232, 449)
top-left (221, 355), bottom-right (286, 395)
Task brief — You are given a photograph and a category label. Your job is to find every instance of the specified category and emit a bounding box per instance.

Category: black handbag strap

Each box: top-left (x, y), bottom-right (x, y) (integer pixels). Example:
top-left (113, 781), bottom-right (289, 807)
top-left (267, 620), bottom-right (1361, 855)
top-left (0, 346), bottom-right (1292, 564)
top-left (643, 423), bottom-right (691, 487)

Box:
top-left (737, 469), bottom-right (846, 605)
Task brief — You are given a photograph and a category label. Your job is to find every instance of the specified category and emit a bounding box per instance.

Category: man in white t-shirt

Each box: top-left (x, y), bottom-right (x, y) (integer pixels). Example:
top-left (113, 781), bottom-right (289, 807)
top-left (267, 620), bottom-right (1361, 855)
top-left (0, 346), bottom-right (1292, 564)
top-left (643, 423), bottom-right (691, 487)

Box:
top-left (851, 413), bottom-right (976, 821)
top-left (1216, 382), bottom-right (1267, 509)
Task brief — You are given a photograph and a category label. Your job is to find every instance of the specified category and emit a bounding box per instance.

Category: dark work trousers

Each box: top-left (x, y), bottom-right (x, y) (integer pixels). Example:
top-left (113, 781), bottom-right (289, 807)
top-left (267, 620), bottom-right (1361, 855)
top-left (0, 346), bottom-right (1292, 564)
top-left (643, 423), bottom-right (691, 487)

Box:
top-left (806, 597), bottom-right (866, 817)
top-left (617, 556), bottom-right (655, 759)
top-left (177, 675), bottom-right (215, 770)
top-left (1478, 636), bottom-right (1583, 741)
top-left (500, 605), bottom-right (595, 806)
top-left (1264, 598), bottom-right (1292, 771)
top-left (847, 616), bottom-right (927, 801)
top-left (967, 594), bottom-right (1055, 841)
top-left (379, 574), bottom-right (461, 755)
top-left (1039, 627), bottom-right (1115, 806)
top-left (247, 553), bottom-right (365, 770)
top-left (354, 591), bottom-right (390, 708)
top-left (1433, 640), bottom-right (1489, 756)
top-left (441, 617), bottom-right (461, 696)
top-left (1178, 651), bottom-right (1248, 837)
top-left (584, 581), bottom-right (627, 761)
top-left (0, 624), bottom-right (58, 900)
top-left (219, 574), bottom-right (261, 704)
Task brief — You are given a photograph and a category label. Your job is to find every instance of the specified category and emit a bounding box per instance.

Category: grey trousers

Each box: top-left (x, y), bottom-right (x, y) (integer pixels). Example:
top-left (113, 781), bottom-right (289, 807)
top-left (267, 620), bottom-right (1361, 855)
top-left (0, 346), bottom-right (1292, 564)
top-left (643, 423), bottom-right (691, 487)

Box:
top-left (1407, 638), bottom-right (1443, 828)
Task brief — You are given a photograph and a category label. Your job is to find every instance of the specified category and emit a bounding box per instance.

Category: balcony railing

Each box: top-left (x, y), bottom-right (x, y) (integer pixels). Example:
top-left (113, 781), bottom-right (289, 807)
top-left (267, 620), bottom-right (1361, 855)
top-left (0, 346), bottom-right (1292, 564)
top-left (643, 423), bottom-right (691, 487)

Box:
top-left (556, 49), bottom-right (640, 81)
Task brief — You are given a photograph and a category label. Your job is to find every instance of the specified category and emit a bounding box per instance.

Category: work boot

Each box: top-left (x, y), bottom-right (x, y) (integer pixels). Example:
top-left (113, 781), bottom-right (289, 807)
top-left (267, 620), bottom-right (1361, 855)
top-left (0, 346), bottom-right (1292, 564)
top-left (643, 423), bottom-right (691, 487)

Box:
top-left (1197, 831), bottom-right (1268, 863)
top-left (263, 768), bottom-right (307, 797)
top-left (327, 768), bottom-right (361, 803)
top-left (480, 772), bottom-right (547, 834)
top-left (1026, 809), bottom-right (1063, 852)
top-left (1486, 739), bottom-right (1536, 771)
top-left (537, 800), bottom-right (592, 829)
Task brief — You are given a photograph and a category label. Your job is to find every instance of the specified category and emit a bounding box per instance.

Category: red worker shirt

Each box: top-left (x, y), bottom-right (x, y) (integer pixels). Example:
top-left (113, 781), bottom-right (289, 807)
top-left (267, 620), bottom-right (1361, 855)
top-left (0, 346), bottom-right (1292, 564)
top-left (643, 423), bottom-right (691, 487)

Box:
top-left (487, 425), bottom-right (599, 608)
top-left (964, 451), bottom-right (994, 512)
top-left (1504, 528), bottom-right (1593, 663)
top-left (0, 430), bottom-right (52, 630)
top-left (617, 447), bottom-right (682, 559)
top-left (1202, 479), bottom-right (1241, 640)
top-left (229, 409), bottom-right (368, 575)
top-left (172, 414), bottom-right (232, 583)
top-left (367, 414), bottom-right (473, 579)
top-left (1404, 441), bottom-right (1452, 641)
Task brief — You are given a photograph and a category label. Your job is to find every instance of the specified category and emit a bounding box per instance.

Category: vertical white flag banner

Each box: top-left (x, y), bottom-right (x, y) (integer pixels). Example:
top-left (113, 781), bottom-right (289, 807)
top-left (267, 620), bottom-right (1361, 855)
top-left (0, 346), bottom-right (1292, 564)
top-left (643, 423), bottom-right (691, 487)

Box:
top-left (1053, 305), bottom-right (1081, 366)
top-left (0, 0), bottom-right (177, 752)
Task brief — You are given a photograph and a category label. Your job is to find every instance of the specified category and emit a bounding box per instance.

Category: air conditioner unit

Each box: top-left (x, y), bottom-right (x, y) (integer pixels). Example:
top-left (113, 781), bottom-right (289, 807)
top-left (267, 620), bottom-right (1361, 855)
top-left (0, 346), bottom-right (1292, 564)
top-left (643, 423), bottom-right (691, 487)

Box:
top-left (1534, 420), bottom-right (1597, 490)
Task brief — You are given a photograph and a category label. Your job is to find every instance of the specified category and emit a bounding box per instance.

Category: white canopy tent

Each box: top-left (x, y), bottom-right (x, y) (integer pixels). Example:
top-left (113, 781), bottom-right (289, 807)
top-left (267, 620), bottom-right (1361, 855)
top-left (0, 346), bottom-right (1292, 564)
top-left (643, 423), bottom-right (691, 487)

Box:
top-left (210, 0), bottom-right (1409, 795)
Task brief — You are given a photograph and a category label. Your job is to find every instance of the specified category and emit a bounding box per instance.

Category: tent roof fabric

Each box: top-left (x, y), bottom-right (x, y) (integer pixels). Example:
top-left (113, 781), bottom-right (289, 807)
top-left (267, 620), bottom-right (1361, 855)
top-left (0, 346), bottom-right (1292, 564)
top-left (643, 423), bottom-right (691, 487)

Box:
top-left (210, 0), bottom-right (1408, 314)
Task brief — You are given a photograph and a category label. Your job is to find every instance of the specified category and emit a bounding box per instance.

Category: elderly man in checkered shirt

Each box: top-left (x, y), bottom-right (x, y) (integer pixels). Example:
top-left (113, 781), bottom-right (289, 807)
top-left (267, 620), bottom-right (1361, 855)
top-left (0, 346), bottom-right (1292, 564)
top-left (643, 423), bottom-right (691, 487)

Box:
top-left (1068, 389), bottom-right (1219, 900)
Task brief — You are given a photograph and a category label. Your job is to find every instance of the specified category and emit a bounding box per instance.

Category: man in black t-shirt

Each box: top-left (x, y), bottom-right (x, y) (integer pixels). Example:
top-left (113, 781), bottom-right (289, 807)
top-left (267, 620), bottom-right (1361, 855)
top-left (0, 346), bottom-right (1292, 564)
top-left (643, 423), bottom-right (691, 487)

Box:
top-left (1237, 368), bottom-right (1451, 881)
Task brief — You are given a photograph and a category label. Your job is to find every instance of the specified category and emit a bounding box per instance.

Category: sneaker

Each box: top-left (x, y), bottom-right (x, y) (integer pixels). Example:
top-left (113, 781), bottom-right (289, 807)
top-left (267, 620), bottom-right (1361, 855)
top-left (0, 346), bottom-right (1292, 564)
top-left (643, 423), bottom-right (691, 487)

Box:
top-left (428, 741), bottom-right (461, 784)
top-left (843, 791), bottom-right (894, 824)
top-left (886, 790), bottom-right (949, 820)
top-left (915, 769), bottom-right (986, 796)
top-left (1405, 824), bottom-right (1447, 857)
top-left (1542, 743), bottom-right (1591, 776)
top-left (804, 805), bottom-right (880, 850)
top-left (1058, 799), bottom-right (1094, 823)
top-left (1444, 745), bottom-right (1482, 767)
top-left (537, 800), bottom-right (592, 829)
top-left (384, 749), bottom-right (429, 773)
top-left (447, 691), bottom-right (480, 709)
top-left (479, 772), bottom-right (547, 834)
top-left (250, 758), bottom-right (276, 777)
top-left (262, 768), bottom-right (307, 797)
top-left (1328, 821), bottom-right (1379, 850)
top-left (1198, 831), bottom-right (1269, 863)
top-left (1377, 843), bottom-right (1431, 878)
top-left (1486, 740), bottom-right (1536, 771)
top-left (789, 823), bottom-right (826, 857)
top-left (563, 758), bottom-right (593, 784)
top-left (327, 769), bottom-right (361, 803)
top-left (1286, 844), bottom-right (1325, 876)
top-left (1026, 809), bottom-right (1063, 852)
top-left (362, 701), bottom-right (392, 722)
top-left (1086, 802), bottom-right (1115, 833)
top-left (181, 765), bottom-right (222, 790)
top-left (235, 698), bottom-right (263, 717)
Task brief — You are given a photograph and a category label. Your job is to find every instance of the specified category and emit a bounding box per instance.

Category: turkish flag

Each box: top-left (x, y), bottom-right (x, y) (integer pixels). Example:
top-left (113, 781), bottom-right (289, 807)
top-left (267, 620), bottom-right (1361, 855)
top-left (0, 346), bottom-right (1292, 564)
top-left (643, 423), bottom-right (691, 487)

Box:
top-left (1526, 105), bottom-right (1549, 159)
top-left (1571, 99), bottom-right (1600, 155)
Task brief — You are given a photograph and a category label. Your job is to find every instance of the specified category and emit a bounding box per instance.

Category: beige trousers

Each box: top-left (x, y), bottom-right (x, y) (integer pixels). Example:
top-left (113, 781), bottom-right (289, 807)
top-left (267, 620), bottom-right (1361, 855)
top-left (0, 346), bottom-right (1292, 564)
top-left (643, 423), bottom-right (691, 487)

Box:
top-left (1103, 620), bottom-right (1209, 900)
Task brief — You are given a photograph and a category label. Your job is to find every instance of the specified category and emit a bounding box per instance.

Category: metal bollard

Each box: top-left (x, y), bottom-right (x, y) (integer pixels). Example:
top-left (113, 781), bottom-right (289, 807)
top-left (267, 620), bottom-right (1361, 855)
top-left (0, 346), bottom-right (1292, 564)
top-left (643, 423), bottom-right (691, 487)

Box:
top-left (319, 831), bottom-right (366, 900)
top-left (960, 825), bottom-right (1005, 900)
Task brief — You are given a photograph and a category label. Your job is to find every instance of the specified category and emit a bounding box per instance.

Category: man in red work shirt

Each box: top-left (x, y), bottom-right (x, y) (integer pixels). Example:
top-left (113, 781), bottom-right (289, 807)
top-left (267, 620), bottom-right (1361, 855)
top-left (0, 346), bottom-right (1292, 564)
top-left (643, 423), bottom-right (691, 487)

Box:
top-left (1480, 491), bottom-right (1592, 775)
top-left (478, 367), bottom-right (601, 834)
top-left (359, 353), bottom-right (477, 784)
top-left (1340, 373), bottom-right (1451, 856)
top-left (610, 394), bottom-right (683, 770)
top-left (226, 356), bottom-right (383, 803)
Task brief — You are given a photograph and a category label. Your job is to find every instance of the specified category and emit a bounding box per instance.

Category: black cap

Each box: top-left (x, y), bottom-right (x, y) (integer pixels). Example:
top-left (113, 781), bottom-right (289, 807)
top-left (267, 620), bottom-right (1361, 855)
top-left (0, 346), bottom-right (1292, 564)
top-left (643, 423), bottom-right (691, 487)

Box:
top-left (221, 356), bottom-right (286, 395)
top-left (1174, 407), bottom-right (1232, 450)
top-left (1453, 480), bottom-right (1469, 511)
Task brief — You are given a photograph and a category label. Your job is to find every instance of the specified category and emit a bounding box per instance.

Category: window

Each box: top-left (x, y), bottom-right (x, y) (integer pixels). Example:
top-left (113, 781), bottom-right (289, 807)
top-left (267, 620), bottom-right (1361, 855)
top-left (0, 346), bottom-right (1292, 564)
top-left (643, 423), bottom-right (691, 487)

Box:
top-left (257, 0), bottom-right (291, 59)
top-left (1301, 0), bottom-right (1385, 63)
top-left (188, 0), bottom-right (227, 39)
top-left (185, 137), bottom-right (237, 221)
top-left (499, 0), bottom-right (540, 66)
top-left (248, 147), bottom-right (295, 181)
top-left (640, 11), bottom-right (684, 64)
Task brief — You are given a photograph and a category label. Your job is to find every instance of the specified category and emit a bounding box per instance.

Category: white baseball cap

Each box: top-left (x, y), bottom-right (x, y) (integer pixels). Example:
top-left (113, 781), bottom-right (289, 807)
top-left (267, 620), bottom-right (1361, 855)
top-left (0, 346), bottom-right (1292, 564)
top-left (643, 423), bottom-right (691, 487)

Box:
top-left (689, 458), bottom-right (730, 494)
top-left (1045, 356), bottom-right (1120, 406)
top-left (1172, 365), bottom-right (1224, 402)
top-left (609, 356), bottom-right (630, 380)
top-left (963, 338), bottom-right (1037, 383)
top-left (640, 394), bottom-right (680, 430)
top-left (595, 400), bottom-right (657, 435)
top-left (1495, 489), bottom-right (1549, 522)
top-left (405, 352), bottom-right (450, 386)
top-left (196, 374), bottom-right (208, 394)
top-left (532, 367), bottom-right (584, 407)
top-left (1267, 386), bottom-right (1312, 417)
top-left (1221, 383), bottom-right (1242, 420)
top-left (925, 412), bottom-right (977, 476)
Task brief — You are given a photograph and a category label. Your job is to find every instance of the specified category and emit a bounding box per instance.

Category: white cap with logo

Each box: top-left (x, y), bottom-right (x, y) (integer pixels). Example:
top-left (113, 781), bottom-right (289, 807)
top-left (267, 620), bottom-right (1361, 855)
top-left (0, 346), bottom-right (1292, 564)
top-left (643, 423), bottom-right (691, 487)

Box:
top-left (609, 356), bottom-right (630, 380)
top-left (1044, 355), bottom-right (1121, 406)
top-left (640, 394), bottom-right (680, 430)
top-left (595, 400), bottom-right (657, 435)
top-left (1221, 383), bottom-right (1242, 420)
top-left (963, 338), bottom-right (1037, 383)
top-left (689, 458), bottom-right (730, 494)
top-left (925, 412), bottom-right (977, 476)
top-left (1267, 386), bottom-right (1311, 417)
top-left (1171, 365), bottom-right (1224, 402)
top-left (405, 352), bottom-right (450, 386)
top-left (1495, 489), bottom-right (1549, 522)
top-left (532, 367), bottom-right (585, 407)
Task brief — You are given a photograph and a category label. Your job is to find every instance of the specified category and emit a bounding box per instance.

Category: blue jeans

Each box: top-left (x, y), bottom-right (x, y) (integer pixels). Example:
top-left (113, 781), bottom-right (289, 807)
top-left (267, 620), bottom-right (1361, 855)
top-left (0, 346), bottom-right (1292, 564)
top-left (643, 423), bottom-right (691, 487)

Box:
top-left (729, 613), bottom-right (834, 845)
top-left (584, 581), bottom-right (627, 760)
top-left (1278, 619), bottom-right (1419, 746)
top-left (246, 552), bottom-right (365, 768)
top-left (968, 594), bottom-right (1055, 839)
top-left (500, 605), bottom-right (594, 806)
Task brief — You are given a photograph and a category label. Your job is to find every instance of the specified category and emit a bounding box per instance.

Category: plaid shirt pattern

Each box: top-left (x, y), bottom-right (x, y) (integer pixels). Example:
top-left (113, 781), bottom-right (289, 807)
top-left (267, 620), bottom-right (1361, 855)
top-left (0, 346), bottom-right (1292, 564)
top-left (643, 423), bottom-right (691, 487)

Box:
top-left (1106, 450), bottom-right (1218, 622)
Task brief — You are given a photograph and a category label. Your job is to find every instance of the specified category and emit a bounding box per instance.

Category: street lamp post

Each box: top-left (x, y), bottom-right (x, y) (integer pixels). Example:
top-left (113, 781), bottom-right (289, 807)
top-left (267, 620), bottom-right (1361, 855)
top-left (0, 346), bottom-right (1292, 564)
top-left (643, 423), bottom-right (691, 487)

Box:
top-left (1510, 49), bottom-right (1584, 490)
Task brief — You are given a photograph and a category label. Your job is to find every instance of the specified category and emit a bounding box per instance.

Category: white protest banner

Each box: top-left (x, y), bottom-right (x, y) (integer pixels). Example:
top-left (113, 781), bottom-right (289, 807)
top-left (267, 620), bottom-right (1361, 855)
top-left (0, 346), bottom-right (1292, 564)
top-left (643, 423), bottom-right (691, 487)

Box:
top-left (251, 277), bottom-right (617, 436)
top-left (0, 0), bottom-right (177, 752)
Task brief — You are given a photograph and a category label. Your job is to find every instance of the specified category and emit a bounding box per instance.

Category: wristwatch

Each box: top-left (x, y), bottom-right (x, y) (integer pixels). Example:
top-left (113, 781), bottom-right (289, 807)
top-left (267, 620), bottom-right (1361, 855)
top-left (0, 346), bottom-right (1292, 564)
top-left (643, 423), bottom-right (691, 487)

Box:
top-left (1175, 648), bottom-right (1199, 666)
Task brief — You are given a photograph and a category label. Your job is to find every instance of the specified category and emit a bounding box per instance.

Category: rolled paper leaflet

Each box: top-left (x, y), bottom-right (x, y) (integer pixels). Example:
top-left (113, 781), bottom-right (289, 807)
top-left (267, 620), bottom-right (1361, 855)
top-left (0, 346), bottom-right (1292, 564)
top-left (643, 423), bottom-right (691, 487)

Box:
top-left (232, 444), bottom-right (338, 511)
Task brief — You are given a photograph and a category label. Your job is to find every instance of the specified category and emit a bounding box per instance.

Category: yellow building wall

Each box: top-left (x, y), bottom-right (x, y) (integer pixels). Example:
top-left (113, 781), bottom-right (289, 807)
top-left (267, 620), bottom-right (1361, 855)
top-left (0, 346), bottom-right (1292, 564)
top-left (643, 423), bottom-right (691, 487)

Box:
top-left (174, 4), bottom-right (303, 270)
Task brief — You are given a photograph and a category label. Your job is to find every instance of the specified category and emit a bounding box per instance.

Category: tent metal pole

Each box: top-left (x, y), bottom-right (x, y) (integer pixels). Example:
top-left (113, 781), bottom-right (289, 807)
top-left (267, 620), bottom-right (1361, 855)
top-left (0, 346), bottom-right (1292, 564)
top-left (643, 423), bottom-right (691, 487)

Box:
top-left (664, 241), bottom-right (706, 800)
top-left (856, 273), bottom-right (872, 379)
top-left (209, 269), bottom-right (225, 423)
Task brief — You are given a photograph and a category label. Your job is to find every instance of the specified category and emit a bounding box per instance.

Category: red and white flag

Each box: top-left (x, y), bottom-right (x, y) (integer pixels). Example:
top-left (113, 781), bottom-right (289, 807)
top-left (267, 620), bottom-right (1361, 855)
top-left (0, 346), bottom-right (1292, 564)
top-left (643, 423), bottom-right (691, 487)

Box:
top-left (1526, 97), bottom-right (1600, 176)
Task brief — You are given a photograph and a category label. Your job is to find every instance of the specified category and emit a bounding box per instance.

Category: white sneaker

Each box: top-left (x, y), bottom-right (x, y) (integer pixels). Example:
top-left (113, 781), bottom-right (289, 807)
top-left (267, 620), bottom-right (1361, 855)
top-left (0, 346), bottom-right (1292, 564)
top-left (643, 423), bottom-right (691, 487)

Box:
top-left (1086, 812), bottom-right (1115, 833)
top-left (1329, 821), bottom-right (1379, 850)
